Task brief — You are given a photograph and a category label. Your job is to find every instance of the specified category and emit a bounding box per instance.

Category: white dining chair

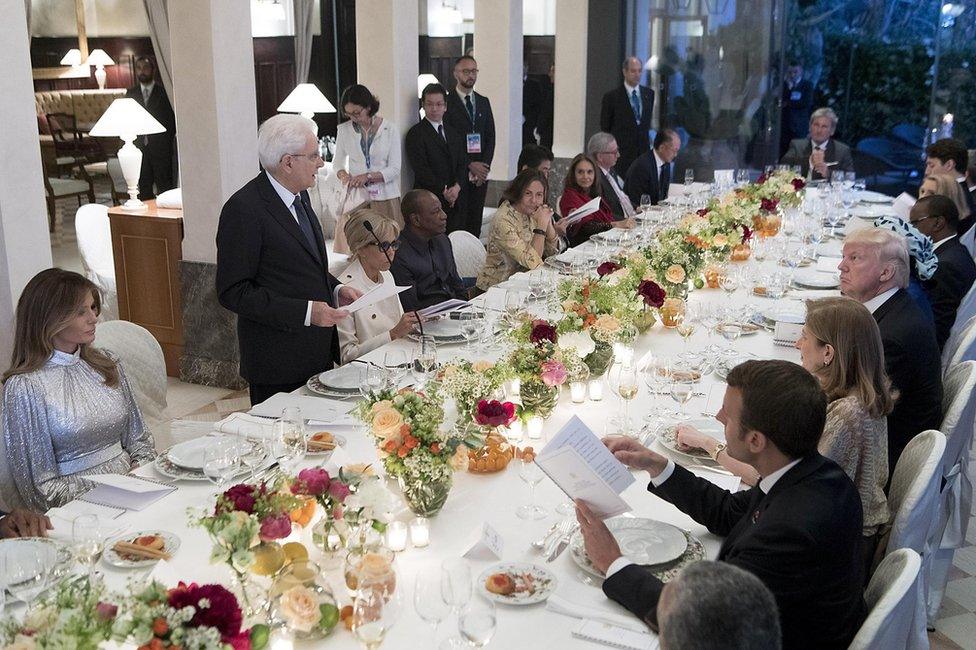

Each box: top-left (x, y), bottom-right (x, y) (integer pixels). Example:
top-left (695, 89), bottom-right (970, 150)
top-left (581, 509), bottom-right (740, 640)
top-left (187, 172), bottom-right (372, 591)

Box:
top-left (942, 315), bottom-right (976, 375)
top-left (448, 229), bottom-right (488, 280)
top-left (93, 320), bottom-right (168, 423)
top-left (926, 361), bottom-right (976, 623)
top-left (848, 548), bottom-right (922, 650)
top-left (74, 203), bottom-right (118, 321)
top-left (884, 429), bottom-right (946, 650)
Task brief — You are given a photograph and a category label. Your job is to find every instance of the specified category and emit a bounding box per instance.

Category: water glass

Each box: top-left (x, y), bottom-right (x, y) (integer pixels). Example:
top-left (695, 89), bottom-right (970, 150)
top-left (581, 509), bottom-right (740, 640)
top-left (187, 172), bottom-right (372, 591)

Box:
top-left (384, 349), bottom-right (408, 387)
top-left (669, 366), bottom-right (698, 420)
top-left (4, 546), bottom-right (51, 608)
top-left (240, 434), bottom-right (270, 480)
top-left (516, 458), bottom-right (547, 520)
top-left (72, 514), bottom-right (103, 580)
top-left (459, 594), bottom-right (497, 647)
top-left (414, 573), bottom-right (450, 642)
top-left (441, 558), bottom-right (472, 614)
top-left (684, 169), bottom-right (694, 185)
top-left (460, 317), bottom-right (482, 352)
top-left (272, 419), bottom-right (306, 474)
top-left (353, 581), bottom-right (400, 650)
top-left (361, 364), bottom-right (388, 397)
top-left (639, 194), bottom-right (652, 214)
top-left (414, 336), bottom-right (437, 387)
top-left (735, 168), bottom-right (750, 185)
top-left (203, 437), bottom-right (240, 487)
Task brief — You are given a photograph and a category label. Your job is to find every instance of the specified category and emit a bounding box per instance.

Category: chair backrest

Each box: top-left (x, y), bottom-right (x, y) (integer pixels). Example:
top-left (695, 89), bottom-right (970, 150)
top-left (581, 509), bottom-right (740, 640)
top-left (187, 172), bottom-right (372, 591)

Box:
top-left (92, 320), bottom-right (168, 422)
top-left (848, 548), bottom-right (922, 650)
top-left (943, 314), bottom-right (976, 373)
top-left (940, 361), bottom-right (976, 476)
top-left (890, 123), bottom-right (926, 149)
top-left (886, 430), bottom-right (947, 554)
top-left (448, 229), bottom-right (487, 279)
top-left (75, 204), bottom-right (115, 276)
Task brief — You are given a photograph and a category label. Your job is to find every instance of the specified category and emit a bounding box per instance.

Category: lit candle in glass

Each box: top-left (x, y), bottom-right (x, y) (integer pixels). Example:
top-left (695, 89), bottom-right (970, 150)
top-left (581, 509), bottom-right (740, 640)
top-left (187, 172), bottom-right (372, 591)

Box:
top-left (506, 418), bottom-right (524, 442)
top-left (570, 381), bottom-right (586, 403)
top-left (409, 517), bottom-right (430, 547)
top-left (385, 521), bottom-right (407, 552)
top-left (527, 416), bottom-right (544, 439)
top-left (588, 379), bottom-right (604, 401)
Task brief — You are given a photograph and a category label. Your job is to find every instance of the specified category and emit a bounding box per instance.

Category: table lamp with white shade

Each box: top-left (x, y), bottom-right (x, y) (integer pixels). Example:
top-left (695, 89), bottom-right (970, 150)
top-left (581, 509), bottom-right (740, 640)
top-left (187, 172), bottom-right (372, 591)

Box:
top-left (90, 98), bottom-right (165, 212)
top-left (86, 49), bottom-right (115, 90)
top-left (277, 83), bottom-right (336, 119)
top-left (60, 49), bottom-right (82, 66)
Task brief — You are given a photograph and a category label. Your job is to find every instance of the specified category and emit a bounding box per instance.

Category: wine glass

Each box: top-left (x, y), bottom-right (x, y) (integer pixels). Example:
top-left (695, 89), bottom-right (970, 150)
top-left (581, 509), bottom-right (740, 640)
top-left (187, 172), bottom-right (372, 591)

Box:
top-left (669, 365), bottom-right (699, 421)
top-left (642, 356), bottom-right (674, 421)
top-left (516, 457), bottom-right (547, 520)
top-left (5, 545), bottom-right (52, 611)
top-left (639, 194), bottom-right (652, 215)
top-left (735, 168), bottom-right (750, 186)
top-left (684, 169), bottom-right (694, 186)
top-left (459, 594), bottom-right (497, 647)
top-left (360, 364), bottom-right (387, 398)
top-left (528, 273), bottom-right (547, 302)
top-left (674, 310), bottom-right (697, 354)
top-left (239, 434), bottom-right (270, 481)
top-left (718, 271), bottom-right (738, 307)
top-left (414, 336), bottom-right (437, 388)
top-left (384, 349), bottom-right (408, 388)
top-left (272, 418), bottom-right (306, 474)
top-left (353, 581), bottom-right (401, 650)
top-left (441, 558), bottom-right (472, 615)
top-left (505, 290), bottom-right (524, 316)
top-left (72, 514), bottom-right (103, 580)
top-left (607, 361), bottom-right (639, 436)
top-left (460, 317), bottom-right (482, 353)
top-left (203, 437), bottom-right (240, 488)
top-left (414, 573), bottom-right (450, 642)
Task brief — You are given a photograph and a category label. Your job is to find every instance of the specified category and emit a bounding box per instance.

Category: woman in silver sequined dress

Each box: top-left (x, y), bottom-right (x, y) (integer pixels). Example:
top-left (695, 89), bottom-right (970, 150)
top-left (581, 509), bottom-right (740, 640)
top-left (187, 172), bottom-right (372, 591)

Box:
top-left (0, 269), bottom-right (156, 511)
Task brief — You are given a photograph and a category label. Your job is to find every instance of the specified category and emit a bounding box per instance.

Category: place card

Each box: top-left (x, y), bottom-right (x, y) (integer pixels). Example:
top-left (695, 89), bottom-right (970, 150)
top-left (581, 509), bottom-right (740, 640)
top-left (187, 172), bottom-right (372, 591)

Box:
top-left (815, 256), bottom-right (841, 274)
top-left (463, 522), bottom-right (504, 561)
top-left (892, 192), bottom-right (916, 220)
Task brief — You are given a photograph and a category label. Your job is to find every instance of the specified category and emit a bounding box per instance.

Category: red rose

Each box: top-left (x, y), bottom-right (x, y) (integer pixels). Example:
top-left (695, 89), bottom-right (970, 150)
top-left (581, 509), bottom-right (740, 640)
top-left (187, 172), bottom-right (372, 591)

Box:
top-left (696, 208), bottom-right (710, 217)
top-left (475, 399), bottom-right (517, 427)
top-left (218, 484), bottom-right (257, 515)
top-left (328, 480), bottom-right (351, 502)
top-left (95, 601), bottom-right (117, 622)
top-left (760, 197), bottom-right (779, 213)
top-left (636, 279), bottom-right (666, 308)
top-left (258, 513), bottom-right (292, 541)
top-left (791, 178), bottom-right (806, 191)
top-left (741, 224), bottom-right (753, 242)
top-left (168, 583), bottom-right (243, 641)
top-left (596, 261), bottom-right (621, 277)
top-left (756, 173), bottom-right (768, 184)
top-left (291, 468), bottom-right (330, 496)
top-left (529, 319), bottom-right (558, 345)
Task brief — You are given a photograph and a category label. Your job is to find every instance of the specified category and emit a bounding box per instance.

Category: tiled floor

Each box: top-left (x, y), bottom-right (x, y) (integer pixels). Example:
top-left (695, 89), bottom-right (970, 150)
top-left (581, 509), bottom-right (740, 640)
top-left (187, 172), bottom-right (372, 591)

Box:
top-left (50, 187), bottom-right (976, 649)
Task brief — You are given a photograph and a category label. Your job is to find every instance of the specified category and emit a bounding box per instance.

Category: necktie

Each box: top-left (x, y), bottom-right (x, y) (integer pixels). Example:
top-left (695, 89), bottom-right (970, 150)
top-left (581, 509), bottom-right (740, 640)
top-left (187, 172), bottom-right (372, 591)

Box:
top-left (464, 94), bottom-right (475, 124)
top-left (438, 124), bottom-right (446, 142)
top-left (630, 89), bottom-right (641, 123)
top-left (292, 196), bottom-right (321, 262)
top-left (142, 86), bottom-right (150, 105)
top-left (659, 162), bottom-right (670, 200)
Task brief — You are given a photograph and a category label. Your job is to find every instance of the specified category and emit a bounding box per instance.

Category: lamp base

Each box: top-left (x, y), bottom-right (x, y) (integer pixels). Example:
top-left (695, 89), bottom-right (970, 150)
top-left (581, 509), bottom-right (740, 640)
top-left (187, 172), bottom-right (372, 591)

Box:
top-left (95, 66), bottom-right (107, 90)
top-left (120, 199), bottom-right (149, 212)
top-left (117, 136), bottom-right (145, 211)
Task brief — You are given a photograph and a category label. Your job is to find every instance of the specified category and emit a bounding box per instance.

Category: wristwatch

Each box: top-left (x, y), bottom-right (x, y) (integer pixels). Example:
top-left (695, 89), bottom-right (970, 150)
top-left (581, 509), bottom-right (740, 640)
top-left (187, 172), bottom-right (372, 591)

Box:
top-left (532, 228), bottom-right (546, 236)
top-left (708, 441), bottom-right (727, 461)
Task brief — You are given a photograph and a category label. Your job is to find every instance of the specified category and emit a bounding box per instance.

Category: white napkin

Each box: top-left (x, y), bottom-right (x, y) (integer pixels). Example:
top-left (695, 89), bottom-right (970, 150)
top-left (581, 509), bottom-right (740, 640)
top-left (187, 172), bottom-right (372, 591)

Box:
top-left (47, 501), bottom-right (129, 542)
top-left (546, 593), bottom-right (650, 633)
top-left (213, 412), bottom-right (275, 439)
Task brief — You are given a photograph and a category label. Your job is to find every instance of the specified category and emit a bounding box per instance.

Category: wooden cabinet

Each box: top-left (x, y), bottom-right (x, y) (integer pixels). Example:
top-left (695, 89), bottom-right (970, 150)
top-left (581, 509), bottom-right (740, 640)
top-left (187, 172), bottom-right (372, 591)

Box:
top-left (108, 200), bottom-right (183, 376)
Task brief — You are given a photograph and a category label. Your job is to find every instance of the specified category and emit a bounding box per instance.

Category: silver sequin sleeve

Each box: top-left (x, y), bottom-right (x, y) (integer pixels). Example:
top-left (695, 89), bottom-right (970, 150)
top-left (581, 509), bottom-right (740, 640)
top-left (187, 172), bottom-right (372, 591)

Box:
top-left (1, 358), bottom-right (156, 511)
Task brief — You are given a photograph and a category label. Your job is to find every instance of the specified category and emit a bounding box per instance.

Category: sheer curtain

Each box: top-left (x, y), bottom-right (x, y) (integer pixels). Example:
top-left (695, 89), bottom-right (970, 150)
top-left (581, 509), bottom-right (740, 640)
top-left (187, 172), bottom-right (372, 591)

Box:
top-left (294, 0), bottom-right (315, 84)
top-left (142, 0), bottom-right (174, 100)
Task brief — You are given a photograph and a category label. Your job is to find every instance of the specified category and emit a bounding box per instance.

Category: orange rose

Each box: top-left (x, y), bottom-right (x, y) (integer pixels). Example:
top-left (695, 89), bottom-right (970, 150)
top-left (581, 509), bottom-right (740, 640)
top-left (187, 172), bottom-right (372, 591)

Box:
top-left (665, 264), bottom-right (686, 284)
top-left (372, 407), bottom-right (404, 441)
top-left (713, 233), bottom-right (729, 247)
top-left (370, 400), bottom-right (393, 414)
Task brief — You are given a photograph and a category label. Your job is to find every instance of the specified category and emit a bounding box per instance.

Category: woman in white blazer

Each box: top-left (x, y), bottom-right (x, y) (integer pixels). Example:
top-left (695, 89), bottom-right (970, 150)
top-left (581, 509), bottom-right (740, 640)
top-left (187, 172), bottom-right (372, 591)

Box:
top-left (332, 84), bottom-right (403, 253)
top-left (336, 208), bottom-right (421, 363)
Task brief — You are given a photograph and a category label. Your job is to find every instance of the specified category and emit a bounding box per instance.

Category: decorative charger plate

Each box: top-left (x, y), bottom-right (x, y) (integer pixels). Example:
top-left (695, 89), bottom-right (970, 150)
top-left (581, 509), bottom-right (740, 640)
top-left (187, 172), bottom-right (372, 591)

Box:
top-left (154, 447), bottom-right (248, 482)
top-left (792, 270), bottom-right (840, 289)
top-left (856, 190), bottom-right (893, 204)
top-left (408, 318), bottom-right (466, 343)
top-left (103, 530), bottom-right (181, 568)
top-left (306, 374), bottom-right (363, 399)
top-left (0, 537), bottom-right (73, 592)
top-left (570, 518), bottom-right (690, 579)
top-left (318, 365), bottom-right (364, 393)
top-left (656, 418), bottom-right (725, 461)
top-left (760, 301), bottom-right (806, 324)
top-left (166, 437), bottom-right (249, 471)
top-left (478, 562), bottom-right (557, 606)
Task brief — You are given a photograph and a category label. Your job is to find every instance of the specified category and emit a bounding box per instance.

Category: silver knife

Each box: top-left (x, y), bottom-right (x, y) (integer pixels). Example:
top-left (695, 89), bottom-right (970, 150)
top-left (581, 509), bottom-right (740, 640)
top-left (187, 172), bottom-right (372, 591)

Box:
top-left (547, 523), bottom-right (579, 562)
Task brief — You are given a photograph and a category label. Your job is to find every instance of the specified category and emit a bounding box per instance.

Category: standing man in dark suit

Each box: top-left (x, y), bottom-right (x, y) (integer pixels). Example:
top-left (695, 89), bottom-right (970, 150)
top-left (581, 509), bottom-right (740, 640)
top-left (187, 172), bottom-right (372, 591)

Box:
top-left (925, 138), bottom-right (976, 235)
top-left (216, 114), bottom-right (361, 405)
top-left (780, 107), bottom-right (854, 180)
top-left (576, 360), bottom-right (865, 649)
top-left (405, 83), bottom-right (468, 234)
top-left (779, 62), bottom-right (814, 158)
top-left (839, 228), bottom-right (943, 471)
top-left (624, 129), bottom-right (680, 207)
top-left (911, 196), bottom-right (976, 348)
top-left (521, 63), bottom-right (542, 147)
top-left (445, 56), bottom-right (495, 237)
top-left (600, 57), bottom-right (654, 178)
top-left (125, 56), bottom-right (175, 200)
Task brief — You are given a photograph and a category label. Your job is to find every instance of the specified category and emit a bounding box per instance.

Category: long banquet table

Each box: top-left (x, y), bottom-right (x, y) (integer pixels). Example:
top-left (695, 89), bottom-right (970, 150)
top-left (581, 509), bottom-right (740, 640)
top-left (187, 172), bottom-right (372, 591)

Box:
top-left (63, 229), bottom-right (855, 649)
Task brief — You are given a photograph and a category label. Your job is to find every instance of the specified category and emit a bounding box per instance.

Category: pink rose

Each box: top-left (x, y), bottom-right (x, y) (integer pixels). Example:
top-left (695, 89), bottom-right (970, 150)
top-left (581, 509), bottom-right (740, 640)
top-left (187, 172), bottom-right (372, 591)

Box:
top-left (258, 513), bottom-right (292, 541)
top-left (291, 468), bottom-right (330, 496)
top-left (328, 480), bottom-right (351, 502)
top-left (540, 361), bottom-right (568, 387)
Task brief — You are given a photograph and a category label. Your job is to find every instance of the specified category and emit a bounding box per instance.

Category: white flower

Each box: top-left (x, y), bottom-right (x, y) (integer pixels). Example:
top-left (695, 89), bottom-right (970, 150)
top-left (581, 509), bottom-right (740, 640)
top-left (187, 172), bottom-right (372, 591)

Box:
top-left (558, 331), bottom-right (596, 358)
top-left (346, 477), bottom-right (395, 518)
top-left (279, 585), bottom-right (322, 632)
top-left (99, 641), bottom-right (138, 650)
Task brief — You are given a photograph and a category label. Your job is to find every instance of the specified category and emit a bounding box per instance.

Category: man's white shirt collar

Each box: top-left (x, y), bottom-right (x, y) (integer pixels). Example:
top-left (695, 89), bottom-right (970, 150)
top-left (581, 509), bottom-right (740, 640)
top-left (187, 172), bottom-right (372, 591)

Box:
top-left (863, 286), bottom-right (899, 314)
top-left (759, 458), bottom-right (802, 494)
top-left (811, 139), bottom-right (829, 150)
top-left (933, 234), bottom-right (957, 251)
top-left (265, 170), bottom-right (299, 215)
top-left (624, 82), bottom-right (639, 96)
top-left (426, 118), bottom-right (443, 130)
top-left (455, 86), bottom-right (473, 101)
top-left (653, 150), bottom-right (667, 170)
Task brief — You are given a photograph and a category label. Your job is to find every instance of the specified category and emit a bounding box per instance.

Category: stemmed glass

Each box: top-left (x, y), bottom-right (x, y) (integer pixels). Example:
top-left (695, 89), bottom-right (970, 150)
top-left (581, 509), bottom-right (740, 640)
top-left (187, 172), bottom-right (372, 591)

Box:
top-left (460, 317), bottom-right (482, 354)
top-left (384, 350), bottom-right (408, 388)
top-left (459, 594), bottom-right (497, 647)
top-left (516, 457), bottom-right (547, 520)
top-left (72, 514), bottom-right (103, 580)
top-left (414, 336), bottom-right (437, 388)
top-left (607, 361), bottom-right (639, 436)
top-left (441, 558), bottom-right (472, 616)
top-left (353, 580), bottom-right (401, 650)
top-left (669, 364), bottom-right (699, 421)
top-left (204, 437), bottom-right (240, 488)
top-left (272, 418), bottom-right (307, 474)
top-left (361, 364), bottom-right (388, 398)
top-left (5, 546), bottom-right (52, 612)
top-left (642, 356), bottom-right (675, 421)
top-left (639, 194), bottom-right (652, 215)
top-left (414, 573), bottom-right (450, 643)
top-left (718, 270), bottom-right (738, 308)
top-left (674, 309), bottom-right (697, 354)
top-left (239, 426), bottom-right (270, 480)
top-left (684, 169), bottom-right (694, 186)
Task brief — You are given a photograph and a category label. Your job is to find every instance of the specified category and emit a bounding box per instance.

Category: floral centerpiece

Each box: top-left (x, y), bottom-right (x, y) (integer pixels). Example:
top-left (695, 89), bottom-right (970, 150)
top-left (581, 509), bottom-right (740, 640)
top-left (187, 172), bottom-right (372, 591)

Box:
top-left (438, 359), bottom-right (511, 418)
top-left (356, 387), bottom-right (476, 516)
top-left (293, 465), bottom-right (392, 552)
top-left (642, 226), bottom-right (706, 299)
top-left (193, 478), bottom-right (303, 614)
top-left (505, 318), bottom-right (572, 418)
top-left (0, 576), bottom-right (117, 650)
top-left (734, 170), bottom-right (805, 238)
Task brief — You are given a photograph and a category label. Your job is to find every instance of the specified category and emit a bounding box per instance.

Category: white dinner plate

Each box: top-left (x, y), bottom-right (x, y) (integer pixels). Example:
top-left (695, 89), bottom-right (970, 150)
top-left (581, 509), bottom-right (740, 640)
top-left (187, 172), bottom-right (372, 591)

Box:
top-left (318, 365), bottom-right (364, 392)
top-left (478, 562), bottom-right (557, 606)
top-left (166, 437), bottom-right (248, 471)
top-left (103, 530), bottom-right (181, 568)
top-left (570, 518), bottom-right (688, 578)
top-left (857, 190), bottom-right (893, 204)
top-left (656, 418), bottom-right (725, 460)
top-left (793, 270), bottom-right (840, 289)
top-left (408, 318), bottom-right (466, 343)
top-left (851, 204), bottom-right (892, 220)
top-left (306, 433), bottom-right (346, 457)
top-left (760, 301), bottom-right (806, 324)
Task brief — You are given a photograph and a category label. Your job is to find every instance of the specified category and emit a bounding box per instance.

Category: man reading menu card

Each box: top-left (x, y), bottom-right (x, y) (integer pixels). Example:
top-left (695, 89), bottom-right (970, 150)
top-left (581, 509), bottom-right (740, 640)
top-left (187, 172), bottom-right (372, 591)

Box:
top-left (575, 361), bottom-right (865, 650)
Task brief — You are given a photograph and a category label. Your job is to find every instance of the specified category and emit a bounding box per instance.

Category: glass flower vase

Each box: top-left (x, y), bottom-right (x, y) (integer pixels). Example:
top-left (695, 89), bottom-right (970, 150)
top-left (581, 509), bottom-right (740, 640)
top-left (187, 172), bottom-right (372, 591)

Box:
top-left (397, 471), bottom-right (452, 517)
top-left (268, 560), bottom-right (340, 640)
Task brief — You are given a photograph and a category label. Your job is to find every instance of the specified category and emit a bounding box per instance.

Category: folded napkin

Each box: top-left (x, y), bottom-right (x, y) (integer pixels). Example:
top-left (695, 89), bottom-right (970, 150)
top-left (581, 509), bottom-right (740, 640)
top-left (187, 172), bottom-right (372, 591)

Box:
top-left (546, 593), bottom-right (650, 633)
top-left (48, 501), bottom-right (129, 542)
top-left (214, 412), bottom-right (275, 439)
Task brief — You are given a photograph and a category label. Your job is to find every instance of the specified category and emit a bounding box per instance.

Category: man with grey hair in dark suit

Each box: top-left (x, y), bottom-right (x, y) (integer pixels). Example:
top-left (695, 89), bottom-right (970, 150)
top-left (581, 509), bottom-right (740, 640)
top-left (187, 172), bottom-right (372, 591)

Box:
top-left (780, 107), bottom-right (855, 181)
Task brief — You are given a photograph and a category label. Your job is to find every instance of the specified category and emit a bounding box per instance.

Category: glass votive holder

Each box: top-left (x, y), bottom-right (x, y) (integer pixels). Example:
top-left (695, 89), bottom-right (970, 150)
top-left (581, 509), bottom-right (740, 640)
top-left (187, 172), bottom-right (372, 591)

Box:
top-left (505, 377), bottom-right (522, 398)
top-left (588, 379), bottom-right (604, 401)
top-left (504, 418), bottom-right (524, 443)
top-left (409, 517), bottom-right (430, 548)
top-left (527, 416), bottom-right (544, 439)
top-left (385, 520), bottom-right (408, 552)
top-left (570, 381), bottom-right (586, 403)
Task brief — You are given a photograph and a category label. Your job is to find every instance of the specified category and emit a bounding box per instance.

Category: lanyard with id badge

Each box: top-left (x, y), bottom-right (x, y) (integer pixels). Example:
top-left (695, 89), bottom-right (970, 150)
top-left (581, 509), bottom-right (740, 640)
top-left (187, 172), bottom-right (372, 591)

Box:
top-left (466, 132), bottom-right (482, 155)
top-left (360, 126), bottom-right (381, 199)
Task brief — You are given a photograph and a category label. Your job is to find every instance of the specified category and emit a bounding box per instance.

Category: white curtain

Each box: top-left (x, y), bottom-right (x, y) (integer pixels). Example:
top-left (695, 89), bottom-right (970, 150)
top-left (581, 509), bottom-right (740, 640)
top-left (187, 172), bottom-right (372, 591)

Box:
top-left (142, 0), bottom-right (175, 101)
top-left (294, 0), bottom-right (315, 84)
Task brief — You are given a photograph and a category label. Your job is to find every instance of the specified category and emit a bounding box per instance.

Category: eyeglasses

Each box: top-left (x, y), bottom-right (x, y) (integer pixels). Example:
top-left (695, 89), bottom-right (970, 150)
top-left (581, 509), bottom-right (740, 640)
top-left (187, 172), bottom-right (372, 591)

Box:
top-left (601, 149), bottom-right (620, 156)
top-left (369, 240), bottom-right (401, 253)
top-left (909, 216), bottom-right (934, 226)
top-left (458, 68), bottom-right (478, 75)
top-left (287, 152), bottom-right (323, 162)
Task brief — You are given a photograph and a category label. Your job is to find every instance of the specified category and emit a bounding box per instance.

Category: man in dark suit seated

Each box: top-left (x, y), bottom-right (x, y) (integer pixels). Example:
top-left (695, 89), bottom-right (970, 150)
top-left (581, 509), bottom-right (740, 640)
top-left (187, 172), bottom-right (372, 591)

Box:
top-left (911, 195), bottom-right (976, 348)
top-left (216, 114), bottom-right (361, 405)
top-left (600, 57), bottom-right (654, 178)
top-left (925, 138), bottom-right (976, 235)
top-left (780, 107), bottom-right (854, 181)
top-left (586, 132), bottom-right (635, 221)
top-left (390, 189), bottom-right (468, 311)
top-left (575, 360), bottom-right (865, 649)
top-left (624, 128), bottom-right (681, 207)
top-left (406, 84), bottom-right (468, 234)
top-left (125, 56), bottom-right (176, 199)
top-left (839, 228), bottom-right (943, 471)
